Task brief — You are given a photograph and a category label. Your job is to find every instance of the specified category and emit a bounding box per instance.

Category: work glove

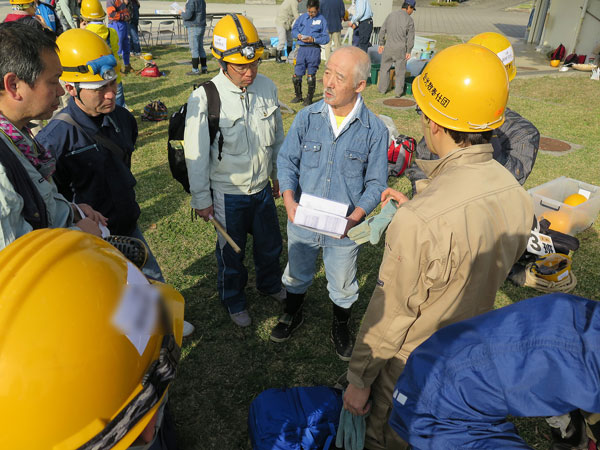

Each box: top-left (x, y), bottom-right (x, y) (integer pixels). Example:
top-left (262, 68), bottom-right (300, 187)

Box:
top-left (347, 200), bottom-right (399, 245)
top-left (336, 404), bottom-right (368, 450)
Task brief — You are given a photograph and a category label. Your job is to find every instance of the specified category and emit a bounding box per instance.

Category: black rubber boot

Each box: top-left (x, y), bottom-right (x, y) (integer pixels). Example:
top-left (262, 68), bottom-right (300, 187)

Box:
top-left (200, 57), bottom-right (208, 74)
top-left (287, 45), bottom-right (292, 60)
top-left (275, 50), bottom-right (284, 63)
top-left (303, 74), bottom-right (316, 106)
top-left (549, 411), bottom-right (588, 450)
top-left (331, 304), bottom-right (354, 361)
top-left (270, 292), bottom-right (305, 342)
top-left (291, 76), bottom-right (303, 103)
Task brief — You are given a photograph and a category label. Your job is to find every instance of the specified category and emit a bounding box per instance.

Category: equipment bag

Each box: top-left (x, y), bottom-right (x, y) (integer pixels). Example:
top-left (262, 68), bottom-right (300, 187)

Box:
top-left (551, 44), bottom-right (565, 61)
top-left (140, 62), bottom-right (161, 78)
top-left (387, 135), bottom-right (416, 177)
top-left (167, 81), bottom-right (223, 193)
top-left (142, 100), bottom-right (168, 122)
top-left (248, 386), bottom-right (343, 450)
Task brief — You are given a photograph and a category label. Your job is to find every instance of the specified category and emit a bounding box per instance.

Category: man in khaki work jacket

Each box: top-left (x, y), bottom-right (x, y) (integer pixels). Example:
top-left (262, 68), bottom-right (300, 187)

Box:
top-left (342, 43), bottom-right (534, 450)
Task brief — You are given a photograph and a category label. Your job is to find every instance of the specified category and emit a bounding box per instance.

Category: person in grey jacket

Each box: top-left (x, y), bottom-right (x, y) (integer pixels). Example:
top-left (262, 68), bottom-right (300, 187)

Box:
top-left (378, 0), bottom-right (415, 97)
top-left (55, 0), bottom-right (77, 29)
top-left (182, 0), bottom-right (207, 75)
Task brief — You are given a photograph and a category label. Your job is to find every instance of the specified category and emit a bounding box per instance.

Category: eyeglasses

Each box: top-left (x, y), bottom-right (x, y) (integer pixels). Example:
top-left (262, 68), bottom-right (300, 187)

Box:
top-left (228, 59), bottom-right (262, 74)
top-left (415, 105), bottom-right (423, 116)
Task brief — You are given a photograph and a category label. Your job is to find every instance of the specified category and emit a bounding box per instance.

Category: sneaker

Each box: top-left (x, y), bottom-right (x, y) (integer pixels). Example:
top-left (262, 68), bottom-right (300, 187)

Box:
top-left (186, 69), bottom-right (200, 76)
top-left (201, 67), bottom-right (208, 74)
top-left (259, 287), bottom-right (287, 303)
top-left (270, 310), bottom-right (303, 342)
top-left (331, 317), bottom-right (354, 361)
top-left (134, 52), bottom-right (142, 57)
top-left (182, 320), bottom-right (195, 337)
top-left (230, 310), bottom-right (252, 327)
top-left (121, 64), bottom-right (134, 74)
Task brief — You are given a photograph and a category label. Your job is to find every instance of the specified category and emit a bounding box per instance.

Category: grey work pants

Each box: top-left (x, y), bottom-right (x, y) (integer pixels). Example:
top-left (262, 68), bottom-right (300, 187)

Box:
top-left (276, 25), bottom-right (292, 51)
top-left (379, 47), bottom-right (407, 96)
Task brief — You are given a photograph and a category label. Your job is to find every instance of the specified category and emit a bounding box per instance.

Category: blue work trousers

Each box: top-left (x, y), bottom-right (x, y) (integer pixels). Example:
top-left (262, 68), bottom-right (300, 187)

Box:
top-left (352, 18), bottom-right (373, 53)
top-left (109, 21), bottom-right (131, 65)
top-left (282, 222), bottom-right (361, 308)
top-left (187, 25), bottom-right (207, 60)
top-left (294, 46), bottom-right (321, 77)
top-left (213, 185), bottom-right (283, 314)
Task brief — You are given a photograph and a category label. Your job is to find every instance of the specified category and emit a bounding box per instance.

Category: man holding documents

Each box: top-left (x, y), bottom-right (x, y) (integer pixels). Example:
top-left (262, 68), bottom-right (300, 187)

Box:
top-left (274, 46), bottom-right (388, 360)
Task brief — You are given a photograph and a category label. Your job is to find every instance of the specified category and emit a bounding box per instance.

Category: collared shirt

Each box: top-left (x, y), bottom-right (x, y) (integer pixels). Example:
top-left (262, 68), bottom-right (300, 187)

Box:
top-left (351, 0), bottom-right (373, 25)
top-left (327, 94), bottom-right (362, 138)
top-left (291, 13), bottom-right (330, 46)
top-left (184, 71), bottom-right (285, 210)
top-left (36, 97), bottom-right (139, 235)
top-left (278, 98), bottom-right (388, 246)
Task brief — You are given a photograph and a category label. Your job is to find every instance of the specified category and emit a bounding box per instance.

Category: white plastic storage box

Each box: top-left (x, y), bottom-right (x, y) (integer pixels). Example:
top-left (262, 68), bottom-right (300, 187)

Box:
top-left (528, 176), bottom-right (600, 235)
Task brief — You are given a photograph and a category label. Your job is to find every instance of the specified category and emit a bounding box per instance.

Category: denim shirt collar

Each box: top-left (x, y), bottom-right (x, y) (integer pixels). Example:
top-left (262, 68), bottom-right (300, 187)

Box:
top-left (310, 94), bottom-right (371, 135)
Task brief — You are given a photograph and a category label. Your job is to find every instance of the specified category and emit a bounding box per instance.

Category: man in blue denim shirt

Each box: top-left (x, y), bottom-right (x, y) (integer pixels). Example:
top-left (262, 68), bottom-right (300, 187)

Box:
top-left (274, 46), bottom-right (388, 360)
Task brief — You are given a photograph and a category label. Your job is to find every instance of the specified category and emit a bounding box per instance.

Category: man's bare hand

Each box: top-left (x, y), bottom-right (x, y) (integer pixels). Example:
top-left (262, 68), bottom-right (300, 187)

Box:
top-left (77, 203), bottom-right (108, 226)
top-left (405, 52), bottom-right (411, 61)
top-left (75, 217), bottom-right (102, 237)
top-left (194, 206), bottom-right (214, 222)
top-left (342, 206), bottom-right (366, 238)
top-left (282, 190), bottom-right (298, 223)
top-left (378, 45), bottom-right (384, 54)
top-left (381, 188), bottom-right (409, 208)
top-left (343, 383), bottom-right (371, 416)
top-left (272, 180), bottom-right (281, 199)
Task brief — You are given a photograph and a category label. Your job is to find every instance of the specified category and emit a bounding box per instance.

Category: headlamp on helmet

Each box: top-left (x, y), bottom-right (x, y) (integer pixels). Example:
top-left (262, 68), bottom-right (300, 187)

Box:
top-left (63, 54), bottom-right (117, 81)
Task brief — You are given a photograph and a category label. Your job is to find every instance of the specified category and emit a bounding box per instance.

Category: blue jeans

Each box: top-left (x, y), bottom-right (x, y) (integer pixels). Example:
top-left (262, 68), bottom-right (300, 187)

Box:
top-left (116, 81), bottom-right (125, 107)
top-left (212, 184), bottom-right (282, 314)
top-left (130, 226), bottom-right (165, 283)
top-left (109, 21), bottom-right (130, 65)
top-left (282, 222), bottom-right (361, 308)
top-left (129, 22), bottom-right (141, 54)
top-left (186, 25), bottom-right (206, 61)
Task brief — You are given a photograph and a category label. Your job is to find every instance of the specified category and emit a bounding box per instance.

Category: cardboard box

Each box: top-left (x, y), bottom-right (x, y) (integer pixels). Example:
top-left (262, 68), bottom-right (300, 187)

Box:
top-left (294, 194), bottom-right (348, 238)
top-left (528, 176), bottom-right (600, 235)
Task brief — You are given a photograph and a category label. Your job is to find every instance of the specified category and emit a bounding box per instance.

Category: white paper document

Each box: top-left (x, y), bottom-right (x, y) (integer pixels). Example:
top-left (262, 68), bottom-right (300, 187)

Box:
top-left (294, 193), bottom-right (349, 238)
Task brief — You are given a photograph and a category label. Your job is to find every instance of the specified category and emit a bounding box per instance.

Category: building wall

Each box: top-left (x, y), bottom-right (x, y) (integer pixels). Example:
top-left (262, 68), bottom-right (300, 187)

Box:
top-left (576, 0), bottom-right (600, 59)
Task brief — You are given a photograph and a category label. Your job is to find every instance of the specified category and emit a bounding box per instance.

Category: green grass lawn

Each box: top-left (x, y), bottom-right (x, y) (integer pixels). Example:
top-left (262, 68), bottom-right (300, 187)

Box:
top-left (124, 39), bottom-right (599, 448)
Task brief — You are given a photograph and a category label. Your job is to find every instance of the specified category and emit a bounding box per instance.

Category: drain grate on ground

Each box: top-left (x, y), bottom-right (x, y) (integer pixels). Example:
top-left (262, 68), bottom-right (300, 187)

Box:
top-left (538, 136), bottom-right (582, 155)
top-left (382, 98), bottom-right (416, 109)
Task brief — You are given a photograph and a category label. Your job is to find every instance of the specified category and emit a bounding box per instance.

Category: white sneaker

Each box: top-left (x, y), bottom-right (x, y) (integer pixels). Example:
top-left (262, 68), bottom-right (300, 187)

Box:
top-left (182, 320), bottom-right (195, 337)
top-left (230, 310), bottom-right (251, 327)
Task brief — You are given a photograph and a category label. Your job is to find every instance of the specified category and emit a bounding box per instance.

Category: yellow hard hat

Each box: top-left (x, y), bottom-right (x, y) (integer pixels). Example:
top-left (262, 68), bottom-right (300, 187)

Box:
top-left (412, 43), bottom-right (509, 132)
top-left (211, 13), bottom-right (264, 64)
top-left (0, 229), bottom-right (184, 450)
top-left (80, 0), bottom-right (106, 21)
top-left (531, 253), bottom-right (572, 283)
top-left (564, 193), bottom-right (587, 206)
top-left (550, 59), bottom-right (561, 67)
top-left (468, 32), bottom-right (516, 81)
top-left (9, 0), bottom-right (34, 5)
top-left (540, 210), bottom-right (572, 234)
top-left (57, 29), bottom-right (117, 83)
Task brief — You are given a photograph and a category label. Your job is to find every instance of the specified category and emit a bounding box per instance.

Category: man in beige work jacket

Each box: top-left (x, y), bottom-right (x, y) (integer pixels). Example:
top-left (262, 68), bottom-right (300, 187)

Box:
top-left (342, 43), bottom-right (534, 450)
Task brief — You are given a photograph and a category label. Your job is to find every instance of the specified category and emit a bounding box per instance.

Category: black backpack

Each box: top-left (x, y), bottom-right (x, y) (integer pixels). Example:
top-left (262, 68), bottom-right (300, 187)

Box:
top-left (167, 81), bottom-right (223, 193)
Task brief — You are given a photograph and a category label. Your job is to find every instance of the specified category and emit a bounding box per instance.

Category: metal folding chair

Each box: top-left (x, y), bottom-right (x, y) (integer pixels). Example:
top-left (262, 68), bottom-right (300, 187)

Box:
top-left (157, 20), bottom-right (175, 45)
top-left (139, 20), bottom-right (154, 47)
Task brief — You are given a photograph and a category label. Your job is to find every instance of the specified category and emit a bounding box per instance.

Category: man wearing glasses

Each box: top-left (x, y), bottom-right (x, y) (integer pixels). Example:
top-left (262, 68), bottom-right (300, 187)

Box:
top-left (342, 44), bottom-right (533, 450)
top-left (184, 14), bottom-right (285, 327)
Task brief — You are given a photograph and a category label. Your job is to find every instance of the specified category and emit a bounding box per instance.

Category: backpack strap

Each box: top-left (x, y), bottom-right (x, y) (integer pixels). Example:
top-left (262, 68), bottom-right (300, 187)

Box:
top-left (0, 132), bottom-right (49, 230)
top-left (53, 112), bottom-right (130, 167)
top-left (201, 80), bottom-right (224, 161)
